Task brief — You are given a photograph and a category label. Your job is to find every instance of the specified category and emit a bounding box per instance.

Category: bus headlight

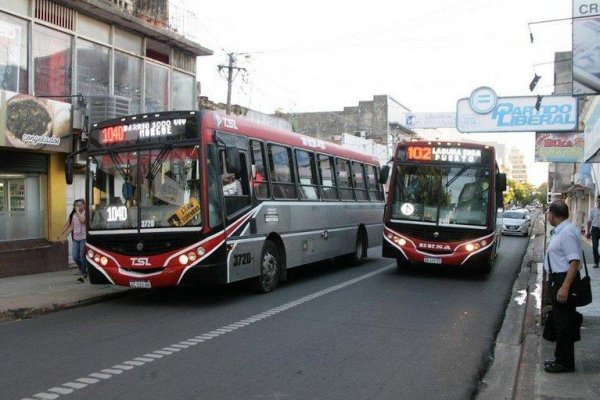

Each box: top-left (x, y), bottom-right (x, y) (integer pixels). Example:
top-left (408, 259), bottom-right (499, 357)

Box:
top-left (87, 250), bottom-right (94, 259)
top-left (100, 256), bottom-right (108, 266)
top-left (197, 247), bottom-right (206, 256)
top-left (465, 243), bottom-right (475, 252)
top-left (179, 254), bottom-right (189, 265)
top-left (188, 252), bottom-right (197, 262)
top-left (94, 255), bottom-right (101, 263)
top-left (398, 238), bottom-right (407, 246)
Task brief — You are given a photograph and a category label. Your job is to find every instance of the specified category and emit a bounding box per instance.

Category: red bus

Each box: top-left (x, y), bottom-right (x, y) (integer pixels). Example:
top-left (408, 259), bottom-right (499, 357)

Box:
top-left (68, 110), bottom-right (385, 292)
top-left (379, 141), bottom-right (506, 273)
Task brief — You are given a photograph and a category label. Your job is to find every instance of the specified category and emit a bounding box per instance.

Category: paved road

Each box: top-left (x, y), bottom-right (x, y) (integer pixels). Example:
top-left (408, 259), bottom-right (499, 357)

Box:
top-left (1, 236), bottom-right (529, 400)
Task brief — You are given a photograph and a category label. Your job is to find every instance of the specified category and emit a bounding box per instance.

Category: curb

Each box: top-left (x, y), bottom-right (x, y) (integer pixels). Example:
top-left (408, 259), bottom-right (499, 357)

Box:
top-left (0, 289), bottom-right (132, 323)
top-left (476, 216), bottom-right (543, 400)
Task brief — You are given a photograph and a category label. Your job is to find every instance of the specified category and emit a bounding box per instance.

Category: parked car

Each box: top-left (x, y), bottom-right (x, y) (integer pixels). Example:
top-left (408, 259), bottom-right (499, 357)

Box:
top-left (502, 209), bottom-right (530, 236)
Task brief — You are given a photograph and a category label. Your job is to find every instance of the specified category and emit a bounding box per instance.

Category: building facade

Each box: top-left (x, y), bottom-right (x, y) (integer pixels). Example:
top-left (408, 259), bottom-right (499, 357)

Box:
top-left (0, 0), bottom-right (211, 277)
top-left (508, 147), bottom-right (528, 183)
top-left (278, 95), bottom-right (415, 162)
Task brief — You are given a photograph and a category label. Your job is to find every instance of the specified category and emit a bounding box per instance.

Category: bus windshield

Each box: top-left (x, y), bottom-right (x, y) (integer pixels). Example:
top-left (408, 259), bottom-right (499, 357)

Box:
top-left (88, 146), bottom-right (201, 230)
top-left (391, 164), bottom-right (490, 227)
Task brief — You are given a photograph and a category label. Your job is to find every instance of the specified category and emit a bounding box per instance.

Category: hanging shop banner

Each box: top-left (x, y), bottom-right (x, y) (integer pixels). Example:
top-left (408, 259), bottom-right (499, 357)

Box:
top-left (572, 13), bottom-right (600, 94)
top-left (0, 89), bottom-right (72, 153)
top-left (456, 87), bottom-right (578, 133)
top-left (404, 113), bottom-right (456, 129)
top-left (535, 132), bottom-right (584, 163)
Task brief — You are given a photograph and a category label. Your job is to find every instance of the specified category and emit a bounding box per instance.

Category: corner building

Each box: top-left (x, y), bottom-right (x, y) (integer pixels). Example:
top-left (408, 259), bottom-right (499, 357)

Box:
top-left (0, 0), bottom-right (212, 277)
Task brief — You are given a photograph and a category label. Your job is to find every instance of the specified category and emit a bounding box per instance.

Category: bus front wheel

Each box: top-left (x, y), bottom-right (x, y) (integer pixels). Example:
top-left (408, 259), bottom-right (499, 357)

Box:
top-left (252, 241), bottom-right (282, 293)
top-left (350, 231), bottom-right (368, 265)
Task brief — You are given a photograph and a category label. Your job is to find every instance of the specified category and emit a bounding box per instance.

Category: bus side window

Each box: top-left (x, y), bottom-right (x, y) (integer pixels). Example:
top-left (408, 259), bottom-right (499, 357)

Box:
top-left (317, 154), bottom-right (338, 200)
top-left (268, 144), bottom-right (297, 200)
top-left (207, 144), bottom-right (223, 228)
top-left (220, 148), bottom-right (251, 218)
top-left (352, 162), bottom-right (368, 201)
top-left (366, 165), bottom-right (382, 201)
top-left (250, 140), bottom-right (269, 199)
top-left (295, 149), bottom-right (319, 200)
top-left (336, 158), bottom-right (354, 201)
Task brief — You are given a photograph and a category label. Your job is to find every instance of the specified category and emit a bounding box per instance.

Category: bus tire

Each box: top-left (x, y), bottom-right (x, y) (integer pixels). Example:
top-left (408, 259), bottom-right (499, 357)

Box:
top-left (88, 264), bottom-right (110, 285)
top-left (396, 258), bottom-right (410, 271)
top-left (252, 241), bottom-right (282, 293)
top-left (350, 230), bottom-right (368, 265)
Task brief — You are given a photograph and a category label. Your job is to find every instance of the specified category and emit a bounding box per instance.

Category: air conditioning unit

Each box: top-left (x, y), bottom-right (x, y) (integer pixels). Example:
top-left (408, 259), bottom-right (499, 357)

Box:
top-left (85, 95), bottom-right (130, 126)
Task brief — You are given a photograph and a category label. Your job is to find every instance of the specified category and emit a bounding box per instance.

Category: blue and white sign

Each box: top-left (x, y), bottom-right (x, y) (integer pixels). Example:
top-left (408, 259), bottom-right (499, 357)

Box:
top-left (469, 87), bottom-right (498, 114)
top-left (456, 92), bottom-right (578, 133)
top-left (404, 112), bottom-right (456, 129)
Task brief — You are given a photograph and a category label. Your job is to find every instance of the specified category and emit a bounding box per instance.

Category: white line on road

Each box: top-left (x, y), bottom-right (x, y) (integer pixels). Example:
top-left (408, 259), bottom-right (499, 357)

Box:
top-left (20, 263), bottom-right (394, 400)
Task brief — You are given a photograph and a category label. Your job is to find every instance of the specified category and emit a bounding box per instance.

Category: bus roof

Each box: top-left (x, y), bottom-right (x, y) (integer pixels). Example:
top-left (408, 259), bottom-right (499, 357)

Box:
top-left (200, 110), bottom-right (380, 165)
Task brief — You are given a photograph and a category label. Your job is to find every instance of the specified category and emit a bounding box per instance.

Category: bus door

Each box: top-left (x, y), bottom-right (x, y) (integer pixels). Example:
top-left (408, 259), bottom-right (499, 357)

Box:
top-left (216, 132), bottom-right (257, 282)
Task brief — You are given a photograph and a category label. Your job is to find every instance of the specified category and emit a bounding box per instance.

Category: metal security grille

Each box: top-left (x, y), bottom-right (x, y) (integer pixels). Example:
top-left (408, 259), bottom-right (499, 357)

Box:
top-left (35, 0), bottom-right (75, 31)
top-left (0, 151), bottom-right (48, 174)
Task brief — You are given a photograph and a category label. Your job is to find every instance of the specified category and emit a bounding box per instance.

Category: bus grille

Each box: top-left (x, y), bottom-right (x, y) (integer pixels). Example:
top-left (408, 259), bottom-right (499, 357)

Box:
top-left (96, 235), bottom-right (197, 256)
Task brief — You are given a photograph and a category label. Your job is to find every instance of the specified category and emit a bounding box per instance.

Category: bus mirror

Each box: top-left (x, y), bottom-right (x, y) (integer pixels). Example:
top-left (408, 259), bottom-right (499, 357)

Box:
top-left (496, 173), bottom-right (507, 192)
top-left (379, 165), bottom-right (390, 185)
top-left (225, 146), bottom-right (242, 179)
top-left (65, 156), bottom-right (74, 185)
top-left (251, 164), bottom-right (257, 179)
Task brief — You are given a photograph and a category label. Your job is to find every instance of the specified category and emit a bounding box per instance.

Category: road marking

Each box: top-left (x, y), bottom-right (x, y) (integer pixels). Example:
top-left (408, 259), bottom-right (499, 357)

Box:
top-left (21, 263), bottom-right (393, 399)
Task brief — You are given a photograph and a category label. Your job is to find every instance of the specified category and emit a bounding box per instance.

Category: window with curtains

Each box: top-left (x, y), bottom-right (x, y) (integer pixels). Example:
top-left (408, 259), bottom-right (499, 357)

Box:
top-left (33, 25), bottom-right (71, 97)
top-left (114, 51), bottom-right (142, 114)
top-left (145, 61), bottom-right (168, 112)
top-left (0, 12), bottom-right (28, 94)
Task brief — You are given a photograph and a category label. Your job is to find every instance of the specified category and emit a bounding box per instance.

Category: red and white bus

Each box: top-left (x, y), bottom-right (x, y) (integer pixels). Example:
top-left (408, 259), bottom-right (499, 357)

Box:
top-left (69, 110), bottom-right (385, 292)
top-left (379, 141), bottom-right (506, 273)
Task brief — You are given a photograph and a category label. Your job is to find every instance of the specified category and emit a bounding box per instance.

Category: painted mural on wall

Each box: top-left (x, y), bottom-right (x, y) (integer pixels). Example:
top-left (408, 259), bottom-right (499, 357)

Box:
top-left (0, 89), bottom-right (72, 153)
top-left (535, 132), bottom-right (584, 163)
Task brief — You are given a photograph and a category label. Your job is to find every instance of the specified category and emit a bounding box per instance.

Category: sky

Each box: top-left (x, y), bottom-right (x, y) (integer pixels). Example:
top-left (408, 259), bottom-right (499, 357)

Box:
top-left (178, 0), bottom-right (574, 186)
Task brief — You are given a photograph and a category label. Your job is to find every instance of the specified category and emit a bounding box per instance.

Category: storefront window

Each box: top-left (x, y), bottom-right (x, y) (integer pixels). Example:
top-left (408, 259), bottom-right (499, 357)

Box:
top-left (34, 25), bottom-right (72, 97)
top-left (145, 62), bottom-right (168, 112)
top-left (76, 39), bottom-right (109, 96)
top-left (0, 13), bottom-right (28, 93)
top-left (0, 176), bottom-right (45, 241)
top-left (171, 70), bottom-right (195, 110)
top-left (114, 51), bottom-right (142, 114)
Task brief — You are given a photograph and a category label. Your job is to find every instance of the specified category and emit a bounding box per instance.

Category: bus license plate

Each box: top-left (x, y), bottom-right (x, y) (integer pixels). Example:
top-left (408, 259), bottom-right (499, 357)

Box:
top-left (129, 280), bottom-right (151, 289)
top-left (424, 257), bottom-right (442, 264)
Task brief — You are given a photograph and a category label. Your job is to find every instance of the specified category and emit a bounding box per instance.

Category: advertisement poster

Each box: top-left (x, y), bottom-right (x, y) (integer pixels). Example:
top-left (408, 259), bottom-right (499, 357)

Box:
top-left (535, 132), bottom-right (584, 163)
top-left (0, 89), bottom-right (72, 153)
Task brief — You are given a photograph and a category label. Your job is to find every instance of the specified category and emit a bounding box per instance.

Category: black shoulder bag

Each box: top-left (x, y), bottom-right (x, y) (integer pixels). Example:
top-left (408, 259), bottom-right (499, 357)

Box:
top-left (547, 251), bottom-right (592, 307)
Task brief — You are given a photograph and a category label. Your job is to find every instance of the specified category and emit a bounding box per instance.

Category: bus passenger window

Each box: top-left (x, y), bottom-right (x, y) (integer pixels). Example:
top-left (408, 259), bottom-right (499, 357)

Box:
top-left (352, 162), bottom-right (368, 201)
top-left (336, 158), bottom-right (354, 201)
top-left (295, 149), bottom-right (319, 200)
top-left (268, 144), bottom-right (297, 199)
top-left (250, 140), bottom-right (269, 199)
top-left (219, 149), bottom-right (251, 217)
top-left (318, 154), bottom-right (338, 200)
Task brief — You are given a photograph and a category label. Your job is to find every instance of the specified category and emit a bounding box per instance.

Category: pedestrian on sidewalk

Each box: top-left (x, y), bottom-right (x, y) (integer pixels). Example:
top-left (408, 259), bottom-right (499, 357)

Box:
top-left (586, 195), bottom-right (600, 268)
top-left (57, 199), bottom-right (88, 283)
top-left (544, 201), bottom-right (582, 373)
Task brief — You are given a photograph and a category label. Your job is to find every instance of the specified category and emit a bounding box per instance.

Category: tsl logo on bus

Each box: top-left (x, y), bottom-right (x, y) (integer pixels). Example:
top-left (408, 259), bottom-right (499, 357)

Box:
top-left (214, 114), bottom-right (238, 130)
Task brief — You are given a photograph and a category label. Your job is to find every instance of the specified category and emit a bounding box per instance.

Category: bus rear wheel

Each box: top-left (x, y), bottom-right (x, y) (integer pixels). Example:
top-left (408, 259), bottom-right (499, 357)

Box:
top-left (252, 241), bottom-right (282, 293)
top-left (350, 231), bottom-right (367, 265)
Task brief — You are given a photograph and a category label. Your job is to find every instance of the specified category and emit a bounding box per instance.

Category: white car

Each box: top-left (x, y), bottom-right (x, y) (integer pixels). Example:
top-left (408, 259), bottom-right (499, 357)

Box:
top-left (502, 210), bottom-right (530, 236)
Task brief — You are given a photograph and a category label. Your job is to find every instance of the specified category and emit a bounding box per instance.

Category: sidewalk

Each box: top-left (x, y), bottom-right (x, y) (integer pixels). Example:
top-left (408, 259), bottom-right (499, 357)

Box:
top-left (532, 235), bottom-right (600, 399)
top-left (0, 267), bottom-right (129, 322)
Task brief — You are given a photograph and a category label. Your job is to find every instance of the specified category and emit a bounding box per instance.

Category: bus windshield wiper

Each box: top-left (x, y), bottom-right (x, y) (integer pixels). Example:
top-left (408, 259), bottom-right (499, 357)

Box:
top-left (445, 165), bottom-right (470, 187)
top-left (107, 149), bottom-right (131, 182)
top-left (146, 143), bottom-right (172, 185)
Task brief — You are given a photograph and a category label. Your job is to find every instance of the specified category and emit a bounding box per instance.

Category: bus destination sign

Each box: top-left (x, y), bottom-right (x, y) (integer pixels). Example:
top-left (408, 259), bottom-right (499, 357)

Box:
top-left (90, 117), bottom-right (198, 148)
top-left (402, 145), bottom-right (482, 164)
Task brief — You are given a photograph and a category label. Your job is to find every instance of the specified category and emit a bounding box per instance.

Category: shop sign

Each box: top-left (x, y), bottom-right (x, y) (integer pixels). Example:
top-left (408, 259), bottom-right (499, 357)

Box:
top-left (583, 96), bottom-right (600, 161)
top-left (456, 89), bottom-right (578, 133)
top-left (572, 12), bottom-right (600, 95)
top-left (404, 112), bottom-right (456, 129)
top-left (535, 132), bottom-right (584, 163)
top-left (574, 1), bottom-right (600, 18)
top-left (0, 90), bottom-right (72, 153)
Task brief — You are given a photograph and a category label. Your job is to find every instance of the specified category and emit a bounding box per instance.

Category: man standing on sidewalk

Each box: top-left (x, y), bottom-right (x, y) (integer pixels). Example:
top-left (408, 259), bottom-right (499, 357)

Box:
top-left (544, 201), bottom-right (582, 373)
top-left (586, 196), bottom-right (600, 268)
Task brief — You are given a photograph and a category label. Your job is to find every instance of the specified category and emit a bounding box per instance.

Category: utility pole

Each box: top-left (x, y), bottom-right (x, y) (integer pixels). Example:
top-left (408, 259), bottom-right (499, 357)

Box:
top-left (218, 53), bottom-right (246, 115)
